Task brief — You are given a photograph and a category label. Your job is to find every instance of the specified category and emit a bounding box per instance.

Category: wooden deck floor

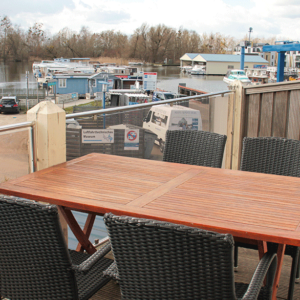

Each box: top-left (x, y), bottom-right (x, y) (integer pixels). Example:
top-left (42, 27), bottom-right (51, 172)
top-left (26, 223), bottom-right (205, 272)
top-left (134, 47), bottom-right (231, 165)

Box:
top-left (92, 248), bottom-right (300, 300)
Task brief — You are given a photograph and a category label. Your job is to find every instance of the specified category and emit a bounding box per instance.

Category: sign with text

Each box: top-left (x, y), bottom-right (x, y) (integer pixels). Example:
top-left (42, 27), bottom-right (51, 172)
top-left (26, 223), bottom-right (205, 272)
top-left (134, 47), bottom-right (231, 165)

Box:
top-left (82, 129), bottom-right (114, 144)
top-left (143, 72), bottom-right (157, 91)
top-left (124, 129), bottom-right (139, 150)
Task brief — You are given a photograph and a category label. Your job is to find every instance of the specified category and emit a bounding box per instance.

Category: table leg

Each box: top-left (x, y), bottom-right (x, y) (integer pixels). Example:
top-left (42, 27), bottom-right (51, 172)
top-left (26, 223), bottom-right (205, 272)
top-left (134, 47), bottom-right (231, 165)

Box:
top-left (258, 241), bottom-right (268, 286)
top-left (58, 206), bottom-right (97, 254)
top-left (272, 244), bottom-right (286, 300)
top-left (76, 213), bottom-right (96, 252)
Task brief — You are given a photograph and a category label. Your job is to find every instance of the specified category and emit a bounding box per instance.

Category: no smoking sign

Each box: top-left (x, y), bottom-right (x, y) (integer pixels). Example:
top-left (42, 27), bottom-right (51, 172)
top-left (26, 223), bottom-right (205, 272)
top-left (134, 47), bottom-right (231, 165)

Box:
top-left (124, 129), bottom-right (139, 150)
top-left (127, 130), bottom-right (137, 141)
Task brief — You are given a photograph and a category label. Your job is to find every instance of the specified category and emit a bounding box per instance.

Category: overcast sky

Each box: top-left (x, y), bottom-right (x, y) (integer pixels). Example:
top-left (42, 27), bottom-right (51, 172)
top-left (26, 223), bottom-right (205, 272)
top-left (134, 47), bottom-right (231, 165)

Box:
top-left (2, 0), bottom-right (300, 40)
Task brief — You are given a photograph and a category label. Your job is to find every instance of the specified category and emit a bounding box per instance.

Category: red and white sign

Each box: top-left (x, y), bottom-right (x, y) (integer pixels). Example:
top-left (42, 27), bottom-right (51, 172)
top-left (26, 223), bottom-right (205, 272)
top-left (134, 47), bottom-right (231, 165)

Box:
top-left (143, 72), bottom-right (157, 91)
top-left (124, 129), bottom-right (139, 150)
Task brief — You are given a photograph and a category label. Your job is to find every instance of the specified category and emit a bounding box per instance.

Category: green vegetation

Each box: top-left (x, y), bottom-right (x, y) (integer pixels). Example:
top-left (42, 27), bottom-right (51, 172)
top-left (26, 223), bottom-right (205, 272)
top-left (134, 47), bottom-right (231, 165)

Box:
top-left (63, 101), bottom-right (101, 114)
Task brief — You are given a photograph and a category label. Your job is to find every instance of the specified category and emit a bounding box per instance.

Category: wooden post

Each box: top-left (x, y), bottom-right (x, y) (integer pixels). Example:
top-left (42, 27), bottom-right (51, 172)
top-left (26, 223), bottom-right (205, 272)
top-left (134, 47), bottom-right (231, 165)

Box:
top-left (27, 101), bottom-right (68, 243)
top-left (226, 81), bottom-right (245, 170)
top-left (225, 91), bottom-right (234, 169)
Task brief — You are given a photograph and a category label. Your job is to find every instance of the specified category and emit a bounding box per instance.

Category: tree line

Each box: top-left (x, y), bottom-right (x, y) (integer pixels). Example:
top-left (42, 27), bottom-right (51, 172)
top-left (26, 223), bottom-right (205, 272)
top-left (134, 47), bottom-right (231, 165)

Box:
top-left (0, 15), bottom-right (277, 63)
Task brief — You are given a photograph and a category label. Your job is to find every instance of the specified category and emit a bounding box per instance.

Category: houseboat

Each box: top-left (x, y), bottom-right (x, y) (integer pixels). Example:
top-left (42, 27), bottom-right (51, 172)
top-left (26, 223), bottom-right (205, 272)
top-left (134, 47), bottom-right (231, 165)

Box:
top-left (246, 68), bottom-right (269, 85)
top-left (33, 58), bottom-right (96, 83)
top-left (53, 72), bottom-right (117, 98)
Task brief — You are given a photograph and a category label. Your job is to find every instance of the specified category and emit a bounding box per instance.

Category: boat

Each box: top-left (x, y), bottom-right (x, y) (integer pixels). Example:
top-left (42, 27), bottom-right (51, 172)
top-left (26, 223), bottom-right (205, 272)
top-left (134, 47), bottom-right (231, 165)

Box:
top-left (180, 66), bottom-right (193, 73)
top-left (246, 68), bottom-right (269, 85)
top-left (223, 69), bottom-right (252, 85)
top-left (190, 65), bottom-right (206, 75)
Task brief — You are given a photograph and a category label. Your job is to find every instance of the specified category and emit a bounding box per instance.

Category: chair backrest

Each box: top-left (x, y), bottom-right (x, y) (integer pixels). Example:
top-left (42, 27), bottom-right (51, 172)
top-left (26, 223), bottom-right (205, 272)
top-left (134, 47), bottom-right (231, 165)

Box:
top-left (240, 137), bottom-right (300, 177)
top-left (0, 196), bottom-right (79, 300)
top-left (163, 130), bottom-right (227, 168)
top-left (104, 213), bottom-right (237, 300)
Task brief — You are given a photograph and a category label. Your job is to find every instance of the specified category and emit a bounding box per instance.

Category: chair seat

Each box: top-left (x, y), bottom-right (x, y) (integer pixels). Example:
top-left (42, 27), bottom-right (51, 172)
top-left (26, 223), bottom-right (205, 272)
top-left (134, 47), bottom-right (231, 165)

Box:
top-left (69, 250), bottom-right (113, 300)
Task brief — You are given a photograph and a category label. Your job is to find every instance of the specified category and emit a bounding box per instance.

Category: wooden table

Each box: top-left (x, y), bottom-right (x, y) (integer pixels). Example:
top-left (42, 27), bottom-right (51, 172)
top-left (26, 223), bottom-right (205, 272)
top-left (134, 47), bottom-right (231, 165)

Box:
top-left (1, 153), bottom-right (300, 299)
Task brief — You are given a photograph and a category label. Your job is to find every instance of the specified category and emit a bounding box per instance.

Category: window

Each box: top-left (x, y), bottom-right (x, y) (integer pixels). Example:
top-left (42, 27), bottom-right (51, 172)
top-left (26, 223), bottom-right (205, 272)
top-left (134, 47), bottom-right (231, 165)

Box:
top-left (228, 65), bottom-right (234, 69)
top-left (144, 111), bottom-right (152, 123)
top-left (151, 112), bottom-right (168, 127)
top-left (59, 79), bottom-right (67, 88)
top-left (91, 79), bottom-right (96, 87)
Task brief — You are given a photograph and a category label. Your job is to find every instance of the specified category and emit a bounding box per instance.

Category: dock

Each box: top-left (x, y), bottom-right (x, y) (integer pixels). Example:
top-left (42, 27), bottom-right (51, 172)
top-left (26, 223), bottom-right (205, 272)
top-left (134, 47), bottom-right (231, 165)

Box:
top-left (178, 85), bottom-right (208, 103)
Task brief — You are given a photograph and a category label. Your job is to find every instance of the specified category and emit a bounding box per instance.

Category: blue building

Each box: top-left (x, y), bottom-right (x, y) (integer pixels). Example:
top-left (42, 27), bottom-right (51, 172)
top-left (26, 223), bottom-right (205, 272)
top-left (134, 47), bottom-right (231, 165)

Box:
top-left (53, 73), bottom-right (118, 97)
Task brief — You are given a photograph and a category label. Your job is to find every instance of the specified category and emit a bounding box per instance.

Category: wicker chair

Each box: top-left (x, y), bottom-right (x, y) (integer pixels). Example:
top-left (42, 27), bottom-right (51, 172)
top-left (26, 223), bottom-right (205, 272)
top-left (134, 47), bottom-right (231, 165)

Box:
top-left (163, 130), bottom-right (227, 168)
top-left (235, 136), bottom-right (300, 300)
top-left (103, 213), bottom-right (277, 300)
top-left (0, 196), bottom-right (113, 300)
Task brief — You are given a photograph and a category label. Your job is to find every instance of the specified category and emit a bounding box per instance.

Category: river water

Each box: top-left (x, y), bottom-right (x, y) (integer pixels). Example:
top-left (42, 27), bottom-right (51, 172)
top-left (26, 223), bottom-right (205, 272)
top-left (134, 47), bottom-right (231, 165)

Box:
top-left (0, 62), bottom-right (228, 93)
top-left (0, 62), bottom-right (228, 249)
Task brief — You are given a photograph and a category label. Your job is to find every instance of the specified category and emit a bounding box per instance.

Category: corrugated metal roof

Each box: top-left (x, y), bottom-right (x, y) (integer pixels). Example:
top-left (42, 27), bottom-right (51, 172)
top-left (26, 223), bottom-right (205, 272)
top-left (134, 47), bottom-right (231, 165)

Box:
top-left (181, 53), bottom-right (268, 63)
top-left (186, 53), bottom-right (200, 59)
top-left (198, 54), bottom-right (268, 63)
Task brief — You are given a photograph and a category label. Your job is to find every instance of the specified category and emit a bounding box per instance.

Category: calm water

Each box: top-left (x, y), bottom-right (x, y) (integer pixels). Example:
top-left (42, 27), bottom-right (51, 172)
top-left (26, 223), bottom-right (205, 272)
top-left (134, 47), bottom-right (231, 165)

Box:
top-left (0, 62), bottom-right (228, 249)
top-left (0, 62), bottom-right (228, 92)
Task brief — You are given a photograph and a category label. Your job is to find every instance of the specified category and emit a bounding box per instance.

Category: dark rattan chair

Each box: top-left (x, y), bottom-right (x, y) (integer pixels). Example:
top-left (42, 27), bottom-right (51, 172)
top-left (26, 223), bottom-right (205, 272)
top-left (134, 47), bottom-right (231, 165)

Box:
top-left (103, 213), bottom-right (277, 300)
top-left (0, 195), bottom-right (113, 300)
top-left (235, 136), bottom-right (300, 300)
top-left (163, 130), bottom-right (227, 168)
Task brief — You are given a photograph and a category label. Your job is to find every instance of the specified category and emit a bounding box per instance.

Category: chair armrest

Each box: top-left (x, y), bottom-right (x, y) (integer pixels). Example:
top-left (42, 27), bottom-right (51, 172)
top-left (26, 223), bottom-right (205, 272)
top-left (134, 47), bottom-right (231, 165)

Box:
top-left (241, 252), bottom-right (277, 300)
top-left (103, 261), bottom-right (119, 280)
top-left (72, 242), bottom-right (111, 274)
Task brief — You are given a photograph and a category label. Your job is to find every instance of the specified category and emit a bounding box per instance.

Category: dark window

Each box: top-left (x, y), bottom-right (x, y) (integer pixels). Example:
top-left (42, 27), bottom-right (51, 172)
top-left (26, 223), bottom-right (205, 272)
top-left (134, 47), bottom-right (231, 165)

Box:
top-left (2, 99), bottom-right (16, 104)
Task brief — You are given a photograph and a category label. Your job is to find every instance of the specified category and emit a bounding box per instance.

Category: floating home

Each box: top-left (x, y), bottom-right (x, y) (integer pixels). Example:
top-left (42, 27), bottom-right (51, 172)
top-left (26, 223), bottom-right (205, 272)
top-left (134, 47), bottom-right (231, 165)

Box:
top-left (180, 53), bottom-right (269, 76)
top-left (53, 73), bottom-right (118, 97)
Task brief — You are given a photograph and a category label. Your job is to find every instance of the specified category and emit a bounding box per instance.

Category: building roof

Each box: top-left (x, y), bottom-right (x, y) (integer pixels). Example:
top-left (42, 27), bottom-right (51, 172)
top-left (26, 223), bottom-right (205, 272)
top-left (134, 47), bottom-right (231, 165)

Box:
top-left (180, 53), bottom-right (268, 63)
top-left (185, 53), bottom-right (200, 60)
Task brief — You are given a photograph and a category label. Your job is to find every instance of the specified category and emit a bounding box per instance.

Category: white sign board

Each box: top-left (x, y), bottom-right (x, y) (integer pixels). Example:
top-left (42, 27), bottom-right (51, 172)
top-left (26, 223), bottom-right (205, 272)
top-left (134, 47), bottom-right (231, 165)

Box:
top-left (82, 129), bottom-right (114, 143)
top-left (143, 72), bottom-right (157, 91)
top-left (124, 129), bottom-right (139, 150)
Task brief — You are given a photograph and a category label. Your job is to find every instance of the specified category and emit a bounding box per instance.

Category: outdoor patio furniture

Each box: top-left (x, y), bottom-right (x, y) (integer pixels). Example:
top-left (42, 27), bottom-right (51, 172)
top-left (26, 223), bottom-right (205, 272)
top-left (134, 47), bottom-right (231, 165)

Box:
top-left (235, 136), bottom-right (300, 300)
top-left (2, 153), bottom-right (300, 299)
top-left (103, 213), bottom-right (277, 300)
top-left (0, 195), bottom-right (113, 300)
top-left (163, 130), bottom-right (227, 168)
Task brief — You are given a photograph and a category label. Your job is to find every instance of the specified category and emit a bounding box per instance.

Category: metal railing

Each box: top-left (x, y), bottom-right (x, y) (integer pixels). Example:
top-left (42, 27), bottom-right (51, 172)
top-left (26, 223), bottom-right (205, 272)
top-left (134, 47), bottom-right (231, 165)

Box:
top-left (0, 90), bottom-right (232, 177)
top-left (66, 90), bottom-right (231, 119)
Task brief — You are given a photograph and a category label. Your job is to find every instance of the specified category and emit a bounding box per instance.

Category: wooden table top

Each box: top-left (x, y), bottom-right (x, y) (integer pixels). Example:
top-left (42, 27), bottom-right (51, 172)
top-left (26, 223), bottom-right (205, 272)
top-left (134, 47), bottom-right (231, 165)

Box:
top-left (1, 153), bottom-right (300, 246)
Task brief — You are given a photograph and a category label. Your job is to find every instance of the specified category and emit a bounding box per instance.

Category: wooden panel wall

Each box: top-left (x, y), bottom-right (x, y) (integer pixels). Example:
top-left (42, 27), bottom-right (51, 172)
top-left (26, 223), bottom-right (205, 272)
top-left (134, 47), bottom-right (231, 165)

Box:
top-left (244, 81), bottom-right (300, 140)
top-left (226, 81), bottom-right (300, 170)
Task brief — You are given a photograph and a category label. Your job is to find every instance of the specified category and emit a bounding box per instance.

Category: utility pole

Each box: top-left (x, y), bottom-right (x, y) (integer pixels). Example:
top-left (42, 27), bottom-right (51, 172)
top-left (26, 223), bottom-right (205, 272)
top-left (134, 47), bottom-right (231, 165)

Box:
top-left (248, 27), bottom-right (253, 45)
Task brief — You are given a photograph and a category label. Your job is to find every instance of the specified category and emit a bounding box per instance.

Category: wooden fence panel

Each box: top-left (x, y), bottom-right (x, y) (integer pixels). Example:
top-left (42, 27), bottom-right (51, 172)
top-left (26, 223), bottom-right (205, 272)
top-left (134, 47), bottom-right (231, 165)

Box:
top-left (287, 90), bottom-right (300, 139)
top-left (226, 81), bottom-right (300, 170)
top-left (247, 94), bottom-right (260, 137)
top-left (272, 91), bottom-right (288, 137)
top-left (259, 92), bottom-right (274, 137)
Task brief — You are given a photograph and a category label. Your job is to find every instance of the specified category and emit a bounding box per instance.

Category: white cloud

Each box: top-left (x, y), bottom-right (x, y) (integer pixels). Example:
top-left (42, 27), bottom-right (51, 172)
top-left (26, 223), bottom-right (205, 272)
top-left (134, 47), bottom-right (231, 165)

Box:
top-left (4, 0), bottom-right (300, 40)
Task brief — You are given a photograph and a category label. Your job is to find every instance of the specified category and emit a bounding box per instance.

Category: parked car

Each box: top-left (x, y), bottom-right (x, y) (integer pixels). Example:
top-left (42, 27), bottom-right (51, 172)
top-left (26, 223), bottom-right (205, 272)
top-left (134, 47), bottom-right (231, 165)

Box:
top-left (0, 96), bottom-right (20, 113)
top-left (152, 91), bottom-right (175, 102)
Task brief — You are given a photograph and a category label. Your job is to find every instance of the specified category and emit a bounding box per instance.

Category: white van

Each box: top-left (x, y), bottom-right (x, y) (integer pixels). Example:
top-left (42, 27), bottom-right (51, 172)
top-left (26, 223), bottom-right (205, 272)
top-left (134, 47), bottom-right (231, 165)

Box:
top-left (143, 104), bottom-right (202, 152)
